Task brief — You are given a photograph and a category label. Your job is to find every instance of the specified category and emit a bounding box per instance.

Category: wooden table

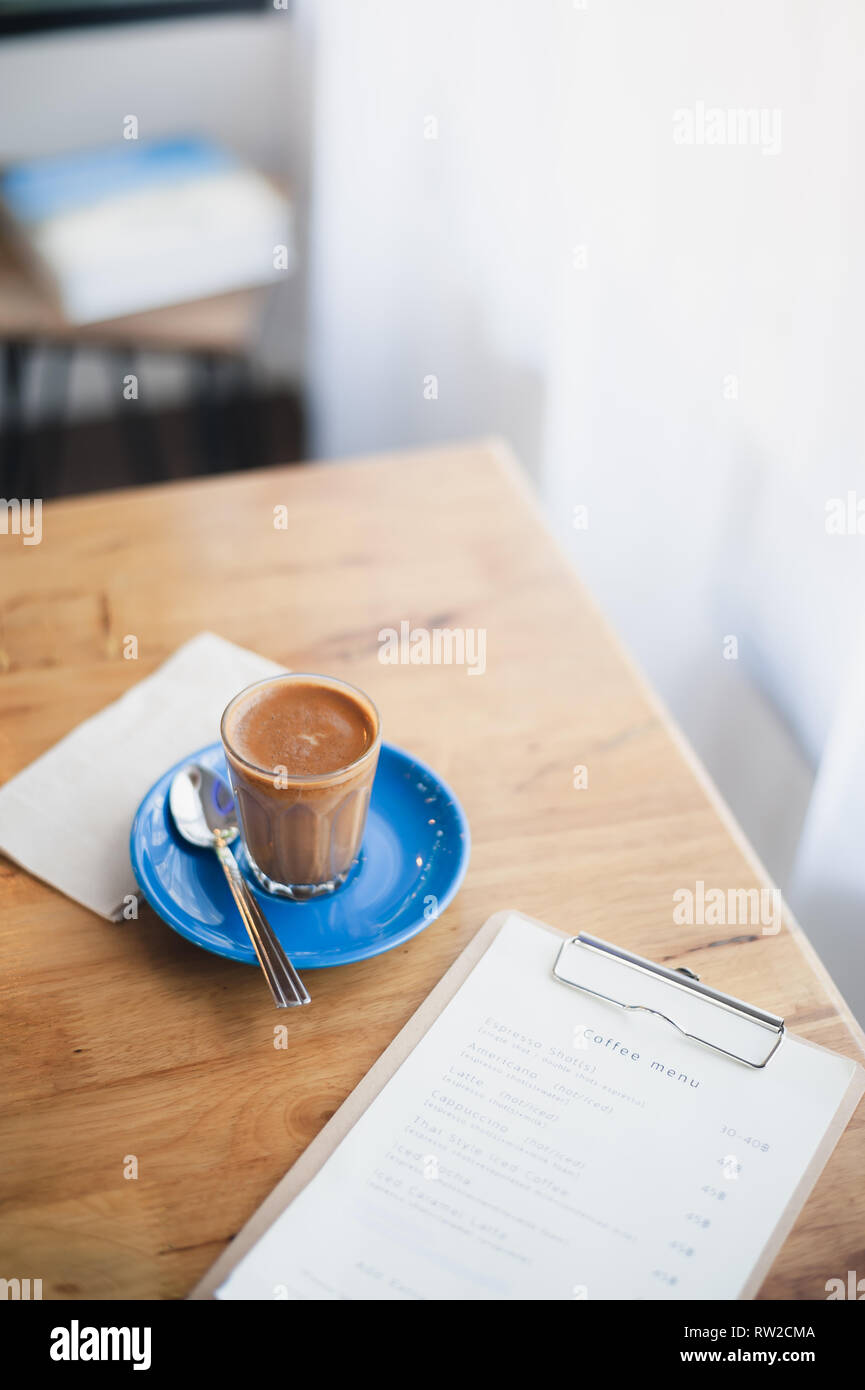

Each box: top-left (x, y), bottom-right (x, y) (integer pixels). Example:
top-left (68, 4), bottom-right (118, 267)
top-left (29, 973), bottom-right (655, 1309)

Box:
top-left (1, 441), bottom-right (862, 1300)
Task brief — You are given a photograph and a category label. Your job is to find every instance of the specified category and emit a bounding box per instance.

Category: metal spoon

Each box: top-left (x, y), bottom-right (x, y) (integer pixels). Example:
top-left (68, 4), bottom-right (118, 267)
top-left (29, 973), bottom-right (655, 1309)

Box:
top-left (169, 761), bottom-right (310, 1008)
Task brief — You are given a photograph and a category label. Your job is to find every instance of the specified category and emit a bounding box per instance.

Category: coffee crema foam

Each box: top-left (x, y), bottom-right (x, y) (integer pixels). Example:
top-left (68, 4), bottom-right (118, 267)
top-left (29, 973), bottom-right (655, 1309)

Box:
top-left (224, 679), bottom-right (376, 779)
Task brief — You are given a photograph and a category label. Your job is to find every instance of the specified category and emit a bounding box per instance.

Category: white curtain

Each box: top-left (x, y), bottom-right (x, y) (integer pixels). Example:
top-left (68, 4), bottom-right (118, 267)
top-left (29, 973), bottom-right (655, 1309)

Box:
top-left (301, 0), bottom-right (865, 1021)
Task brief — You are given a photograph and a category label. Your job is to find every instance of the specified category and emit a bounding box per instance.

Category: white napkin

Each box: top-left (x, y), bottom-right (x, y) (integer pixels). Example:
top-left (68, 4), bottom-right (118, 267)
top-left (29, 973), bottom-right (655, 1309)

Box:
top-left (0, 632), bottom-right (283, 920)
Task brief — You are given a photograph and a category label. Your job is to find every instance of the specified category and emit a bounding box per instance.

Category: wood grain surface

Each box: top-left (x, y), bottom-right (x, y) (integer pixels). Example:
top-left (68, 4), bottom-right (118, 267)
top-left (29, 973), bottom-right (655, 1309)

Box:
top-left (0, 439), bottom-right (862, 1300)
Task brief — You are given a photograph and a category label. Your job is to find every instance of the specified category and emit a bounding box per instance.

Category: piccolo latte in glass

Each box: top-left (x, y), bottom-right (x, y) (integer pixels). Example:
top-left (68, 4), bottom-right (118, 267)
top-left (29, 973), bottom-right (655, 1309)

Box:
top-left (220, 673), bottom-right (381, 899)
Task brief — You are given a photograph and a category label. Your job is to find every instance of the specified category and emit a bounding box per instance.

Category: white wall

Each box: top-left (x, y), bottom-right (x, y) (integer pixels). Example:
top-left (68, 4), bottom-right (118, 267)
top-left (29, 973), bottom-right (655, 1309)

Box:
top-left (303, 0), bottom-right (865, 1016)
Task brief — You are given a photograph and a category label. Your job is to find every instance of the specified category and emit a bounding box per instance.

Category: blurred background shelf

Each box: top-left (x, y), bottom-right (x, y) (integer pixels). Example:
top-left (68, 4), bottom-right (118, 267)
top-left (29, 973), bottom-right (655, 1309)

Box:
top-left (0, 225), bottom-right (305, 497)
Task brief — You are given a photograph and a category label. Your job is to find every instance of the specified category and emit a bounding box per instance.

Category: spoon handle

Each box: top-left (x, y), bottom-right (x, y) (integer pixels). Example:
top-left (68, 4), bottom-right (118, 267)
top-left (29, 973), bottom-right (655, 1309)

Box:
top-left (215, 842), bottom-right (311, 1008)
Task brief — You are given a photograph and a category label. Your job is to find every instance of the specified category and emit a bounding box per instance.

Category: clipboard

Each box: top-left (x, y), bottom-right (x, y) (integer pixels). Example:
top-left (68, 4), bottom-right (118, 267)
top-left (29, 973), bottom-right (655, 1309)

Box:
top-left (553, 933), bottom-right (785, 1069)
top-left (190, 909), bottom-right (865, 1300)
top-left (190, 909), bottom-right (524, 1299)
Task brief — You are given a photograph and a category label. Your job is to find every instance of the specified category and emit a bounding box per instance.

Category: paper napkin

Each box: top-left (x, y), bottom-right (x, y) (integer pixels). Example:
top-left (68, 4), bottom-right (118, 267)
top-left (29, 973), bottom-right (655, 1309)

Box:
top-left (0, 632), bottom-right (283, 919)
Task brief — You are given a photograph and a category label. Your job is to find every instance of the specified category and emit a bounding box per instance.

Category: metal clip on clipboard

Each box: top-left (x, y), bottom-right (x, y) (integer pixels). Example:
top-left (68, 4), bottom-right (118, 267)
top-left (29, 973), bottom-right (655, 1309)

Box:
top-left (553, 933), bottom-right (785, 1068)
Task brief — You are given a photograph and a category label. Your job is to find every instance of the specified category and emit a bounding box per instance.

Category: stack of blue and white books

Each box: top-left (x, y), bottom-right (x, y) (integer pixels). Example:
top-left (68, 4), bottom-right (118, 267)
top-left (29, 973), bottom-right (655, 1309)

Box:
top-left (0, 136), bottom-right (293, 324)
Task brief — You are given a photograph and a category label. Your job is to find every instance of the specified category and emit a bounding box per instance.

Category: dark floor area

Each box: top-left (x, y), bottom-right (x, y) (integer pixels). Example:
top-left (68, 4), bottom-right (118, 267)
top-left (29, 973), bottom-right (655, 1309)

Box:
top-left (0, 386), bottom-right (305, 500)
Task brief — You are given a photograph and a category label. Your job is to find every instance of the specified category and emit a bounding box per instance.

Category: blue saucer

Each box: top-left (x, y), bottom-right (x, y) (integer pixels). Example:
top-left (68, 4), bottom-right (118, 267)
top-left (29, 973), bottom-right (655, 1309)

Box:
top-left (130, 741), bottom-right (469, 968)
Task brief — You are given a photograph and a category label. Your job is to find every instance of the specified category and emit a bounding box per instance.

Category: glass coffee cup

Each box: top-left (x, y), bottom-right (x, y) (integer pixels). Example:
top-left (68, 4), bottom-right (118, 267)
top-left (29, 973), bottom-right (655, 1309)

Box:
top-left (220, 673), bottom-right (381, 899)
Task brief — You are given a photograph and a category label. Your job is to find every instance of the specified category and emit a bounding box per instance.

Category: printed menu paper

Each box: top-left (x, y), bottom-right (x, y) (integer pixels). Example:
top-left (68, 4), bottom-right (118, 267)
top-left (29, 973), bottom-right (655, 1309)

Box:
top-left (213, 913), bottom-right (864, 1300)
